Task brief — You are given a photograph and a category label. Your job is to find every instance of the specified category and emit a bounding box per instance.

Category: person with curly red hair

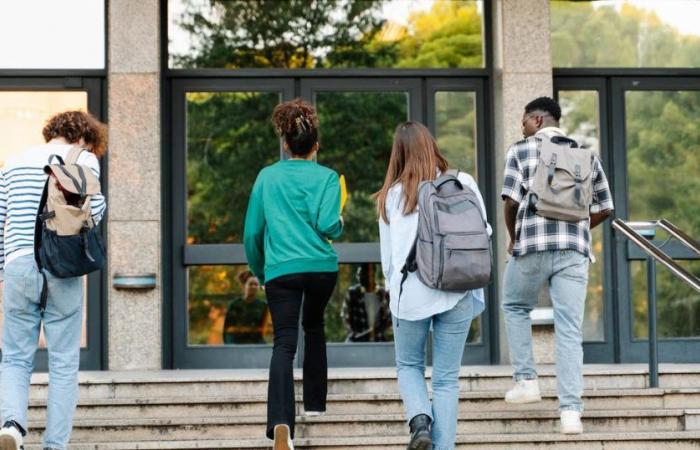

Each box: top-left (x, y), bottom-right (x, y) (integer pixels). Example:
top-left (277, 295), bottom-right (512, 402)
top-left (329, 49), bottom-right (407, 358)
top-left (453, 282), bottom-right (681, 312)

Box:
top-left (0, 110), bottom-right (107, 450)
top-left (244, 98), bottom-right (343, 450)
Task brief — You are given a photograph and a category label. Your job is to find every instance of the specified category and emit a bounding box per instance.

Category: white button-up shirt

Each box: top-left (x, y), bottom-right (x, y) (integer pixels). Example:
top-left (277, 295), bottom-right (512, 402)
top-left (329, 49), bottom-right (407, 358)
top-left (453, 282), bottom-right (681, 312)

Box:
top-left (379, 171), bottom-right (491, 321)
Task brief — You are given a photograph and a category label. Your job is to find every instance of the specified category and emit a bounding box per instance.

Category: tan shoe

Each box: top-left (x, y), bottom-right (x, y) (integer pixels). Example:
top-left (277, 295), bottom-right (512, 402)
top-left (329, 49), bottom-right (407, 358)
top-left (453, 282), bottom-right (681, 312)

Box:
top-left (273, 424), bottom-right (294, 450)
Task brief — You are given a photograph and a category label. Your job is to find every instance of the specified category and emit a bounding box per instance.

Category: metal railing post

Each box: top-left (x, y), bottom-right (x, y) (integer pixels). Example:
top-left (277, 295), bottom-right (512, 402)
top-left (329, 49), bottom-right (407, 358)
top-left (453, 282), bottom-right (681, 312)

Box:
top-left (646, 254), bottom-right (659, 388)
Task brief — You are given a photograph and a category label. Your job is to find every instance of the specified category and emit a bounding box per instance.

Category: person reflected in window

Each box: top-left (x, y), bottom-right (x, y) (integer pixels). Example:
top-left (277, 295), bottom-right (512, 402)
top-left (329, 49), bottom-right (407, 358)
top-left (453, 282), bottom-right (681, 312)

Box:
top-left (223, 270), bottom-right (267, 345)
top-left (343, 264), bottom-right (391, 342)
top-left (244, 98), bottom-right (343, 450)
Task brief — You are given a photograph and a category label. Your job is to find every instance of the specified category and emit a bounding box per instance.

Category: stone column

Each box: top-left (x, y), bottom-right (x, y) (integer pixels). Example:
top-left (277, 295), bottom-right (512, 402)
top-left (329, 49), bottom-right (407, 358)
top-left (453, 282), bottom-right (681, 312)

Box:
top-left (492, 0), bottom-right (555, 364)
top-left (107, 0), bottom-right (161, 370)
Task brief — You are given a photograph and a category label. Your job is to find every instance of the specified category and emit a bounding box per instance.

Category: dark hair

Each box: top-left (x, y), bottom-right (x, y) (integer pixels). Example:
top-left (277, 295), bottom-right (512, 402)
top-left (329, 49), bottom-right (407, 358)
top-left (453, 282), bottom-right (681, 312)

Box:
top-left (237, 270), bottom-right (256, 285)
top-left (375, 121), bottom-right (449, 223)
top-left (42, 110), bottom-right (108, 157)
top-left (524, 96), bottom-right (561, 122)
top-left (271, 98), bottom-right (319, 157)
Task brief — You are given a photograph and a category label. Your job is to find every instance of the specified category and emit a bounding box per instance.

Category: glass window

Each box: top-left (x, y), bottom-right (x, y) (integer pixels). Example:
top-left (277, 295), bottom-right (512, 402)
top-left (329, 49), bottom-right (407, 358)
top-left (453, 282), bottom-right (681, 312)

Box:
top-left (0, 91), bottom-right (91, 349)
top-left (551, 1), bottom-right (700, 68)
top-left (0, 1), bottom-right (105, 69)
top-left (186, 91), bottom-right (281, 244)
top-left (559, 90), bottom-right (604, 341)
top-left (314, 90), bottom-right (409, 243)
top-left (626, 90), bottom-right (700, 339)
top-left (435, 91), bottom-right (477, 178)
top-left (188, 265), bottom-right (272, 346)
top-left (169, 0), bottom-right (484, 69)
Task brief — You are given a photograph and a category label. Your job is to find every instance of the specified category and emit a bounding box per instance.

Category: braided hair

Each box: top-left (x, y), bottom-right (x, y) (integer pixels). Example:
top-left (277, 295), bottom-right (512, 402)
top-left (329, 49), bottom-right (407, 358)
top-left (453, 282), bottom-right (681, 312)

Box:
top-left (271, 98), bottom-right (319, 157)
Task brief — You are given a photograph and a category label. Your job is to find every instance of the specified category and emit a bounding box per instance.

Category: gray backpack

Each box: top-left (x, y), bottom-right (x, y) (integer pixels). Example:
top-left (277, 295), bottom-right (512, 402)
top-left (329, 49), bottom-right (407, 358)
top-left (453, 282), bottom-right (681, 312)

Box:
top-left (529, 136), bottom-right (594, 221)
top-left (400, 170), bottom-right (492, 299)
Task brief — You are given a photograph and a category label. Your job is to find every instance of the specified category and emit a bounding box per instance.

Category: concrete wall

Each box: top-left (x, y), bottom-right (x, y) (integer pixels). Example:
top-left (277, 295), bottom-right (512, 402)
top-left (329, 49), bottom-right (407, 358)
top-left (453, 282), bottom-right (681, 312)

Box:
top-left (107, 0), bottom-right (162, 370)
top-left (491, 0), bottom-right (554, 364)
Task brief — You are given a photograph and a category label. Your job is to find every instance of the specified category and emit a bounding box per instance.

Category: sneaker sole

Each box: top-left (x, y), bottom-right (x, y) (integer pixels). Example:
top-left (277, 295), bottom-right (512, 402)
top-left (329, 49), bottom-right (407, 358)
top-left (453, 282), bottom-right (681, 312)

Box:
top-left (408, 431), bottom-right (432, 450)
top-left (505, 394), bottom-right (542, 404)
top-left (0, 436), bottom-right (18, 450)
top-left (561, 427), bottom-right (584, 435)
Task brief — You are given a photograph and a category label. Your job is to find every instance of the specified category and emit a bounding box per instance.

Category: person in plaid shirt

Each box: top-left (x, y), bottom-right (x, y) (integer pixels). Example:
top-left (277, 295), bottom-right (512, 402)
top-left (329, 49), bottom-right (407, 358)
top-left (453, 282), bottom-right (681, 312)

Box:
top-left (500, 97), bottom-right (614, 434)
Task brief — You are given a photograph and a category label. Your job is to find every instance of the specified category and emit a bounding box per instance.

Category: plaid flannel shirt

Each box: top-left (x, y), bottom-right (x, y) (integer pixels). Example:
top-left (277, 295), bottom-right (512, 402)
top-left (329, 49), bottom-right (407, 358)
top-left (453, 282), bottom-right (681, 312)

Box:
top-left (500, 128), bottom-right (614, 258)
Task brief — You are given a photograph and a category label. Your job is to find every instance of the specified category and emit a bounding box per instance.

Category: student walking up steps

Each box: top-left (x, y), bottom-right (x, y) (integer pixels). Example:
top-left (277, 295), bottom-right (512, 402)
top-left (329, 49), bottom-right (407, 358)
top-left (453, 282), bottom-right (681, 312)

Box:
top-left (377, 122), bottom-right (491, 450)
top-left (244, 98), bottom-right (343, 450)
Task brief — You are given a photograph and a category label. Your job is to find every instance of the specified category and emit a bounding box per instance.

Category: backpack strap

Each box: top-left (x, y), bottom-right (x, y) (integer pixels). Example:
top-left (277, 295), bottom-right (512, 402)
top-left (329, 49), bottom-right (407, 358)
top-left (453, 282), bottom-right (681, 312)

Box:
top-left (34, 179), bottom-right (50, 315)
top-left (48, 154), bottom-right (65, 165)
top-left (66, 146), bottom-right (85, 165)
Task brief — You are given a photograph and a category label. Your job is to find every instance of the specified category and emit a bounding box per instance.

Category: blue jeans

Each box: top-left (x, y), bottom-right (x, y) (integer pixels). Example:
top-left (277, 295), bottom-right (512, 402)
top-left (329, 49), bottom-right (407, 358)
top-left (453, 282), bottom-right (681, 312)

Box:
top-left (393, 296), bottom-right (474, 450)
top-left (502, 250), bottom-right (589, 412)
top-left (1, 254), bottom-right (83, 449)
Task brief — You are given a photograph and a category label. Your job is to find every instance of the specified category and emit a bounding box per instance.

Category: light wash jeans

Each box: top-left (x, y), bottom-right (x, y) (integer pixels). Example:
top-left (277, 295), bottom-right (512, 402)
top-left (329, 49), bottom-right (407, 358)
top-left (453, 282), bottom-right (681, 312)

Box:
top-left (1, 254), bottom-right (83, 449)
top-left (393, 296), bottom-right (475, 450)
top-left (502, 249), bottom-right (589, 412)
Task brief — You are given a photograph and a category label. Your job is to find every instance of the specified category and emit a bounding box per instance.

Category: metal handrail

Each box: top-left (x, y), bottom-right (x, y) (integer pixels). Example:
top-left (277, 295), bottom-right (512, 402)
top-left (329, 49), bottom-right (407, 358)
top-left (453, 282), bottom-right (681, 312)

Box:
top-left (612, 218), bottom-right (700, 388)
top-left (612, 219), bottom-right (700, 294)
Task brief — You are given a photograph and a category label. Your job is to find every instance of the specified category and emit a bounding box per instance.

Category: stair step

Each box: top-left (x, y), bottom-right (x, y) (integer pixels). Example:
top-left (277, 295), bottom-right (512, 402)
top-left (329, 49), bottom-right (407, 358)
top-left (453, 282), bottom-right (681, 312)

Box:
top-left (22, 430), bottom-right (700, 449)
top-left (26, 365), bottom-right (700, 400)
top-left (20, 409), bottom-right (695, 443)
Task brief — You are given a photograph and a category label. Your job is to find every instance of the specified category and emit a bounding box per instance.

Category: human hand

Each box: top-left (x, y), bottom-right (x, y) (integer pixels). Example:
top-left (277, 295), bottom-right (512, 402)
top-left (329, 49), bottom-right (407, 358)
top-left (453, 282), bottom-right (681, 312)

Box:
top-left (507, 240), bottom-right (514, 255)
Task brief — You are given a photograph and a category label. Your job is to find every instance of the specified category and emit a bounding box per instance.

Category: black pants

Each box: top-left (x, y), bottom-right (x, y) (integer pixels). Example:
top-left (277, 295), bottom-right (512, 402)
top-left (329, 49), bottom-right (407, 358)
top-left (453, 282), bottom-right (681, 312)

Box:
top-left (264, 271), bottom-right (338, 440)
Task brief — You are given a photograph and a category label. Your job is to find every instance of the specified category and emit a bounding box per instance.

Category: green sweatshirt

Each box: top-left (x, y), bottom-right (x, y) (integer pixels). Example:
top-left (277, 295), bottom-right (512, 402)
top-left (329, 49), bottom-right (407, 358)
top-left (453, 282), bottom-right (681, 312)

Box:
top-left (243, 159), bottom-right (343, 283)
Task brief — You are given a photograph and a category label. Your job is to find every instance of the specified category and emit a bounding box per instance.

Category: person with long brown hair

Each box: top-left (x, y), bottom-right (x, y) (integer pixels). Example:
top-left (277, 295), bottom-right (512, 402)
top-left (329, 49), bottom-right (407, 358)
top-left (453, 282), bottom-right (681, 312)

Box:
top-left (377, 122), bottom-right (490, 450)
top-left (0, 111), bottom-right (107, 450)
top-left (244, 98), bottom-right (343, 450)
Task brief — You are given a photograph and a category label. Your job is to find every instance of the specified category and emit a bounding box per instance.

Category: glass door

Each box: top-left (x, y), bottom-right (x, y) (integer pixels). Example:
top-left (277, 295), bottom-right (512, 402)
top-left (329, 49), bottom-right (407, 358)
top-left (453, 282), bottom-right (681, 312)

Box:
top-left (611, 77), bottom-right (700, 363)
top-left (171, 78), bottom-right (295, 369)
top-left (554, 77), bottom-right (615, 363)
top-left (0, 77), bottom-right (105, 370)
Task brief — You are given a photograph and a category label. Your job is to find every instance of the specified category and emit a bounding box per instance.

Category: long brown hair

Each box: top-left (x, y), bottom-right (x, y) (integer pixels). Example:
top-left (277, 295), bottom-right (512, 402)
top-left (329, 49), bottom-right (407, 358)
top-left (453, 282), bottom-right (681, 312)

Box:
top-left (376, 121), bottom-right (449, 223)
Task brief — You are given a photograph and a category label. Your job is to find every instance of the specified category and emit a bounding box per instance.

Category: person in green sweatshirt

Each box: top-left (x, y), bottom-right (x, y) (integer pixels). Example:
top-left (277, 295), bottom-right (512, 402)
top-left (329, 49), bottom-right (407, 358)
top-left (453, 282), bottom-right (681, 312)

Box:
top-left (244, 98), bottom-right (343, 450)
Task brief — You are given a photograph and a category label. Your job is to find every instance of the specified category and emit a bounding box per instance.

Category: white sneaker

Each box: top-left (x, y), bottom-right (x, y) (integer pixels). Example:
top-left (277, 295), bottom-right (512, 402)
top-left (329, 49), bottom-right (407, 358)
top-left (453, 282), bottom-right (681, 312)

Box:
top-left (560, 410), bottom-right (583, 434)
top-left (505, 379), bottom-right (542, 404)
top-left (273, 424), bottom-right (294, 450)
top-left (304, 410), bottom-right (324, 417)
top-left (0, 423), bottom-right (23, 450)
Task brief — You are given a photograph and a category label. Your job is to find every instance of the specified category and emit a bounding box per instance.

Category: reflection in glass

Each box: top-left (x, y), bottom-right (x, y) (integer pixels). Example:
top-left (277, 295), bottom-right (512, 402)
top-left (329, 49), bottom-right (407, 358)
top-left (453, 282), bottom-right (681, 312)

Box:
top-left (435, 91), bottom-right (477, 178)
top-left (315, 91), bottom-right (408, 243)
top-left (169, 0), bottom-right (484, 69)
top-left (559, 90), bottom-right (604, 341)
top-left (186, 91), bottom-right (280, 244)
top-left (551, 1), bottom-right (700, 68)
top-left (326, 264), bottom-right (393, 343)
top-left (0, 91), bottom-right (90, 350)
top-left (188, 265), bottom-right (272, 346)
top-left (626, 90), bottom-right (700, 339)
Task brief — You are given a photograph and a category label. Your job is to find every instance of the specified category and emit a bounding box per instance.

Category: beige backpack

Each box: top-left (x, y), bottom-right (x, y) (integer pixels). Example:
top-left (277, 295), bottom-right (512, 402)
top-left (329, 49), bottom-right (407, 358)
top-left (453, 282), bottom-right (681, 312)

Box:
top-left (35, 146), bottom-right (106, 312)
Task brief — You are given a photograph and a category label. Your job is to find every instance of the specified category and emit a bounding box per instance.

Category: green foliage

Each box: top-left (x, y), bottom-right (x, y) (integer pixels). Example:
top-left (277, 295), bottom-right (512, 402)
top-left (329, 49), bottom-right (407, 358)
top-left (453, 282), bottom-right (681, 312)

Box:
top-left (551, 1), bottom-right (700, 68)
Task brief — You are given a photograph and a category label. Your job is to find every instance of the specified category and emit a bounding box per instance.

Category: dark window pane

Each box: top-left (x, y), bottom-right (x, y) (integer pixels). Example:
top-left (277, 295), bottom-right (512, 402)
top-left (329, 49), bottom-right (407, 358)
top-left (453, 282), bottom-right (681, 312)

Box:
top-left (435, 91), bottom-right (477, 178)
top-left (325, 263), bottom-right (393, 343)
top-left (551, 1), bottom-right (700, 68)
top-left (169, 0), bottom-right (484, 69)
top-left (186, 91), bottom-right (280, 244)
top-left (559, 90), bottom-right (605, 342)
top-left (627, 90), bottom-right (700, 339)
top-left (188, 265), bottom-right (272, 346)
top-left (315, 90), bottom-right (408, 243)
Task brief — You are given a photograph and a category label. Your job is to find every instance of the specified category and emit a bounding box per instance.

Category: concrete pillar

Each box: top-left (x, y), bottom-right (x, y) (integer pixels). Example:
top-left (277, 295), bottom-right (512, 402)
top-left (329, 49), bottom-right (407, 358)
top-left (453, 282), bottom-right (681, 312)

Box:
top-left (107, 0), bottom-right (161, 369)
top-left (492, 0), bottom-right (554, 364)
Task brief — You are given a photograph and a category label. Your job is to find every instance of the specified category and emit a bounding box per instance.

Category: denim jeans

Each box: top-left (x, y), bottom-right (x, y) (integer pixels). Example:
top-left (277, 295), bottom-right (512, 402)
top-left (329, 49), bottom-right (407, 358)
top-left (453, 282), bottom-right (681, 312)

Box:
top-left (0, 254), bottom-right (84, 449)
top-left (393, 296), bottom-right (474, 450)
top-left (264, 271), bottom-right (338, 440)
top-left (502, 250), bottom-right (589, 412)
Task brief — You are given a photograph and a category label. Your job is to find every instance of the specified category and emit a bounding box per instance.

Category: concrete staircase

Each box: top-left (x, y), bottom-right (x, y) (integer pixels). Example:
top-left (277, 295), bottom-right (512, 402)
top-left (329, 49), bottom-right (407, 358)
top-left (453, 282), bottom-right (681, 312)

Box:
top-left (21, 365), bottom-right (700, 449)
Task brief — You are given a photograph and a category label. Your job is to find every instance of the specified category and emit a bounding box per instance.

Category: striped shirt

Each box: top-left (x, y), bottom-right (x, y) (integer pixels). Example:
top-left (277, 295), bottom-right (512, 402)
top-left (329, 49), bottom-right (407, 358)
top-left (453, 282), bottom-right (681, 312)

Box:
top-left (0, 143), bottom-right (106, 278)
